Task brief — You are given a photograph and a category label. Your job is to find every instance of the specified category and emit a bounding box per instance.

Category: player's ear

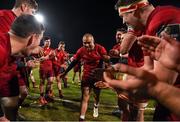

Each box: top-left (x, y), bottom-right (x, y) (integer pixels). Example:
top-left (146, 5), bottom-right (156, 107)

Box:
top-left (26, 34), bottom-right (35, 46)
top-left (20, 3), bottom-right (27, 12)
top-left (92, 36), bottom-right (95, 43)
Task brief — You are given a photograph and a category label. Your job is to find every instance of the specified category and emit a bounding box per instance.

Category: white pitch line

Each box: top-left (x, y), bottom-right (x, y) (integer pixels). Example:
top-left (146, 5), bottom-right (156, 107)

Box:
top-left (27, 95), bottom-right (155, 110)
top-left (54, 97), bottom-right (155, 110)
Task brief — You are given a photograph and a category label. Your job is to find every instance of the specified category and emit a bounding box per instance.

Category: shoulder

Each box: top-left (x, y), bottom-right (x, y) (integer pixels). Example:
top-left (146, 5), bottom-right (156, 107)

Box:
top-left (95, 44), bottom-right (106, 52)
top-left (0, 33), bottom-right (10, 68)
top-left (95, 43), bottom-right (107, 54)
top-left (113, 44), bottom-right (120, 49)
top-left (0, 33), bottom-right (10, 45)
top-left (95, 43), bottom-right (105, 49)
top-left (77, 46), bottom-right (85, 52)
top-left (151, 6), bottom-right (180, 22)
top-left (146, 6), bottom-right (180, 35)
top-left (75, 47), bottom-right (86, 57)
top-left (64, 51), bottom-right (68, 55)
top-left (0, 10), bottom-right (14, 17)
top-left (156, 5), bottom-right (180, 12)
top-left (0, 10), bottom-right (6, 16)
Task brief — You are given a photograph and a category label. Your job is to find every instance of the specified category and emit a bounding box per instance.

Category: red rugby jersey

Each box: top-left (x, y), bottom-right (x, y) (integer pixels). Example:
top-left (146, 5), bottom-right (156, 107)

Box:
top-left (128, 41), bottom-right (144, 67)
top-left (40, 47), bottom-right (53, 71)
top-left (0, 10), bottom-right (16, 34)
top-left (53, 49), bottom-right (69, 67)
top-left (73, 44), bottom-right (107, 80)
top-left (0, 33), bottom-right (18, 82)
top-left (112, 44), bottom-right (121, 51)
top-left (140, 6), bottom-right (180, 56)
top-left (145, 6), bottom-right (180, 36)
top-left (0, 33), bottom-right (11, 69)
top-left (110, 42), bottom-right (144, 67)
top-left (144, 6), bottom-right (180, 121)
top-left (109, 43), bottom-right (121, 58)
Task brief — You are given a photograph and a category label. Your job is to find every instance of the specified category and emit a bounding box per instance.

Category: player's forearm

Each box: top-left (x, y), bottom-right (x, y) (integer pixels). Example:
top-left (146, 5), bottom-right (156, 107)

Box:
top-left (148, 81), bottom-right (180, 117)
top-left (107, 79), bottom-right (129, 91)
top-left (120, 33), bottom-right (137, 54)
top-left (64, 59), bottom-right (78, 75)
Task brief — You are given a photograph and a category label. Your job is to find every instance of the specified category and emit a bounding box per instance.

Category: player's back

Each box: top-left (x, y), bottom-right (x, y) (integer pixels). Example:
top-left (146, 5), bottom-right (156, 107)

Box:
top-left (0, 10), bottom-right (16, 34)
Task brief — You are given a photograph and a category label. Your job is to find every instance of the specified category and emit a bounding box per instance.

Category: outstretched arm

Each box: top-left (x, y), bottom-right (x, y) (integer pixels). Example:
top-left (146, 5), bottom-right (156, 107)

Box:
top-left (61, 59), bottom-right (79, 76)
top-left (138, 33), bottom-right (180, 72)
top-left (107, 63), bottom-right (180, 117)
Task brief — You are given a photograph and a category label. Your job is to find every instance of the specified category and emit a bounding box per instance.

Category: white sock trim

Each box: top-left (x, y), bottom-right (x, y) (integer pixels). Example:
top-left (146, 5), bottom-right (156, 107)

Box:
top-left (80, 115), bottom-right (85, 119)
top-left (94, 103), bottom-right (99, 107)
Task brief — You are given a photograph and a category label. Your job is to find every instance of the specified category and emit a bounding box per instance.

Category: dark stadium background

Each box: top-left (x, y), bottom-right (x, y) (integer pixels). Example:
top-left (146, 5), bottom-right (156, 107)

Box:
top-left (0, 0), bottom-right (179, 53)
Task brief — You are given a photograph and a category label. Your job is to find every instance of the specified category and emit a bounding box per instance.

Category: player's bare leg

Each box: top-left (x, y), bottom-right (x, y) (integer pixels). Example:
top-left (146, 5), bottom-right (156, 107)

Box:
top-left (79, 87), bottom-right (91, 121)
top-left (78, 72), bottom-right (82, 83)
top-left (136, 102), bottom-right (148, 121)
top-left (17, 85), bottom-right (28, 120)
top-left (0, 96), bottom-right (19, 120)
top-left (30, 70), bottom-right (37, 88)
top-left (63, 76), bottom-right (68, 88)
top-left (72, 72), bottom-right (76, 84)
top-left (93, 88), bottom-right (100, 118)
top-left (18, 86), bottom-right (28, 107)
top-left (45, 77), bottom-right (54, 102)
top-left (118, 98), bottom-right (130, 121)
top-left (39, 78), bottom-right (47, 105)
top-left (56, 75), bottom-right (63, 98)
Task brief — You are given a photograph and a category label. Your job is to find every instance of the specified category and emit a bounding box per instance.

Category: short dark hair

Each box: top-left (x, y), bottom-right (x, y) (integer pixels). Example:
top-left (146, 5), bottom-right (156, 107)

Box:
top-left (11, 14), bottom-right (45, 38)
top-left (43, 36), bottom-right (50, 41)
top-left (14, 0), bottom-right (38, 10)
top-left (116, 28), bottom-right (127, 33)
top-left (115, 0), bottom-right (141, 10)
top-left (59, 41), bottom-right (65, 45)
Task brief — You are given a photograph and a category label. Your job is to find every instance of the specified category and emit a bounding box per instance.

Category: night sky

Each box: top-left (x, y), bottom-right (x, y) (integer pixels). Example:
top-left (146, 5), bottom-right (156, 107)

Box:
top-left (0, 0), bottom-right (179, 53)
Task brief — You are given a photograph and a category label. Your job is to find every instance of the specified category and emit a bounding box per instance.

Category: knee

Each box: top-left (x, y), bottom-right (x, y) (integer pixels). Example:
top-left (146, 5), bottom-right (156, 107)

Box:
top-left (82, 94), bottom-right (89, 102)
top-left (19, 90), bottom-right (28, 99)
top-left (20, 86), bottom-right (28, 97)
top-left (1, 97), bottom-right (19, 108)
top-left (56, 77), bottom-right (60, 82)
top-left (48, 77), bottom-right (53, 84)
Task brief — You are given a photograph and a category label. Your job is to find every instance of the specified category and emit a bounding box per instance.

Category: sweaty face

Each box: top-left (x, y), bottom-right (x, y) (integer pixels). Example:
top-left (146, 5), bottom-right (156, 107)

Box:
top-left (44, 39), bottom-right (51, 47)
top-left (82, 36), bottom-right (95, 51)
top-left (118, 9), bottom-right (143, 30)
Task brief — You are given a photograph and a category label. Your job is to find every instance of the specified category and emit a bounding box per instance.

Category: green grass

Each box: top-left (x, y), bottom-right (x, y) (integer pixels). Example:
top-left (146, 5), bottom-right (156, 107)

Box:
top-left (19, 67), bottom-right (155, 121)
